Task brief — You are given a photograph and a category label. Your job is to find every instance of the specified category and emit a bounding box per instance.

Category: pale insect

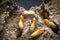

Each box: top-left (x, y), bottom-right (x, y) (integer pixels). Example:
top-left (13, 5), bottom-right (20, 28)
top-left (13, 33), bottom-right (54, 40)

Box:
top-left (43, 19), bottom-right (56, 29)
top-left (30, 28), bottom-right (45, 38)
top-left (19, 15), bottom-right (24, 30)
top-left (30, 17), bottom-right (37, 32)
top-left (23, 10), bottom-right (35, 15)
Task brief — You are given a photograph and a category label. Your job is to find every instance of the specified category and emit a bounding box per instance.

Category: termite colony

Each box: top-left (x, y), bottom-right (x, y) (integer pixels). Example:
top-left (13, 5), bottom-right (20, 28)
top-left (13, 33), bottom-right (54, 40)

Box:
top-left (18, 4), bottom-right (59, 39)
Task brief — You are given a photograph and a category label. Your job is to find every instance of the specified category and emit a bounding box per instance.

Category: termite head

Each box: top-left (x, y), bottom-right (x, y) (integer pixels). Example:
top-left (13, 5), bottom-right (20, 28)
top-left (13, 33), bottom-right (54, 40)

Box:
top-left (43, 19), bottom-right (52, 27)
top-left (43, 19), bottom-right (50, 24)
top-left (20, 15), bottom-right (24, 21)
top-left (38, 28), bottom-right (45, 33)
top-left (32, 17), bottom-right (37, 23)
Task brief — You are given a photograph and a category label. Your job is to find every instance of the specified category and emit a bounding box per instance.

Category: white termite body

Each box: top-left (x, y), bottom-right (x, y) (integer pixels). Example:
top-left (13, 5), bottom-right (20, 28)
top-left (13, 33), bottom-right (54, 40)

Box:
top-left (30, 28), bottom-right (45, 38)
top-left (30, 17), bottom-right (37, 32)
top-left (19, 15), bottom-right (24, 30)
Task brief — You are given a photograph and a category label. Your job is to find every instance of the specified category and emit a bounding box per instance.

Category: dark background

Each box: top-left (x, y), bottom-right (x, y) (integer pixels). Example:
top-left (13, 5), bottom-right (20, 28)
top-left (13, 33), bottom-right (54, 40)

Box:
top-left (14, 0), bottom-right (50, 10)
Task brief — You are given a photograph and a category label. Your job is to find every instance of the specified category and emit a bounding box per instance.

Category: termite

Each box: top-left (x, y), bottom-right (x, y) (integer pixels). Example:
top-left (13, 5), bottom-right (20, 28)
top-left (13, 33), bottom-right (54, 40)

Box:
top-left (43, 19), bottom-right (58, 34)
top-left (23, 10), bottom-right (35, 15)
top-left (19, 15), bottom-right (24, 30)
top-left (29, 17), bottom-right (37, 32)
top-left (30, 28), bottom-right (45, 38)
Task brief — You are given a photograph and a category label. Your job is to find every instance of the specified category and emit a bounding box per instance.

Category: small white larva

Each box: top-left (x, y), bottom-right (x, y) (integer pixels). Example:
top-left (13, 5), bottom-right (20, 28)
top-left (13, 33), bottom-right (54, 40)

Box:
top-left (30, 28), bottom-right (45, 38)
top-left (23, 10), bottom-right (35, 15)
top-left (43, 19), bottom-right (56, 29)
top-left (19, 15), bottom-right (24, 30)
top-left (29, 17), bottom-right (37, 32)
